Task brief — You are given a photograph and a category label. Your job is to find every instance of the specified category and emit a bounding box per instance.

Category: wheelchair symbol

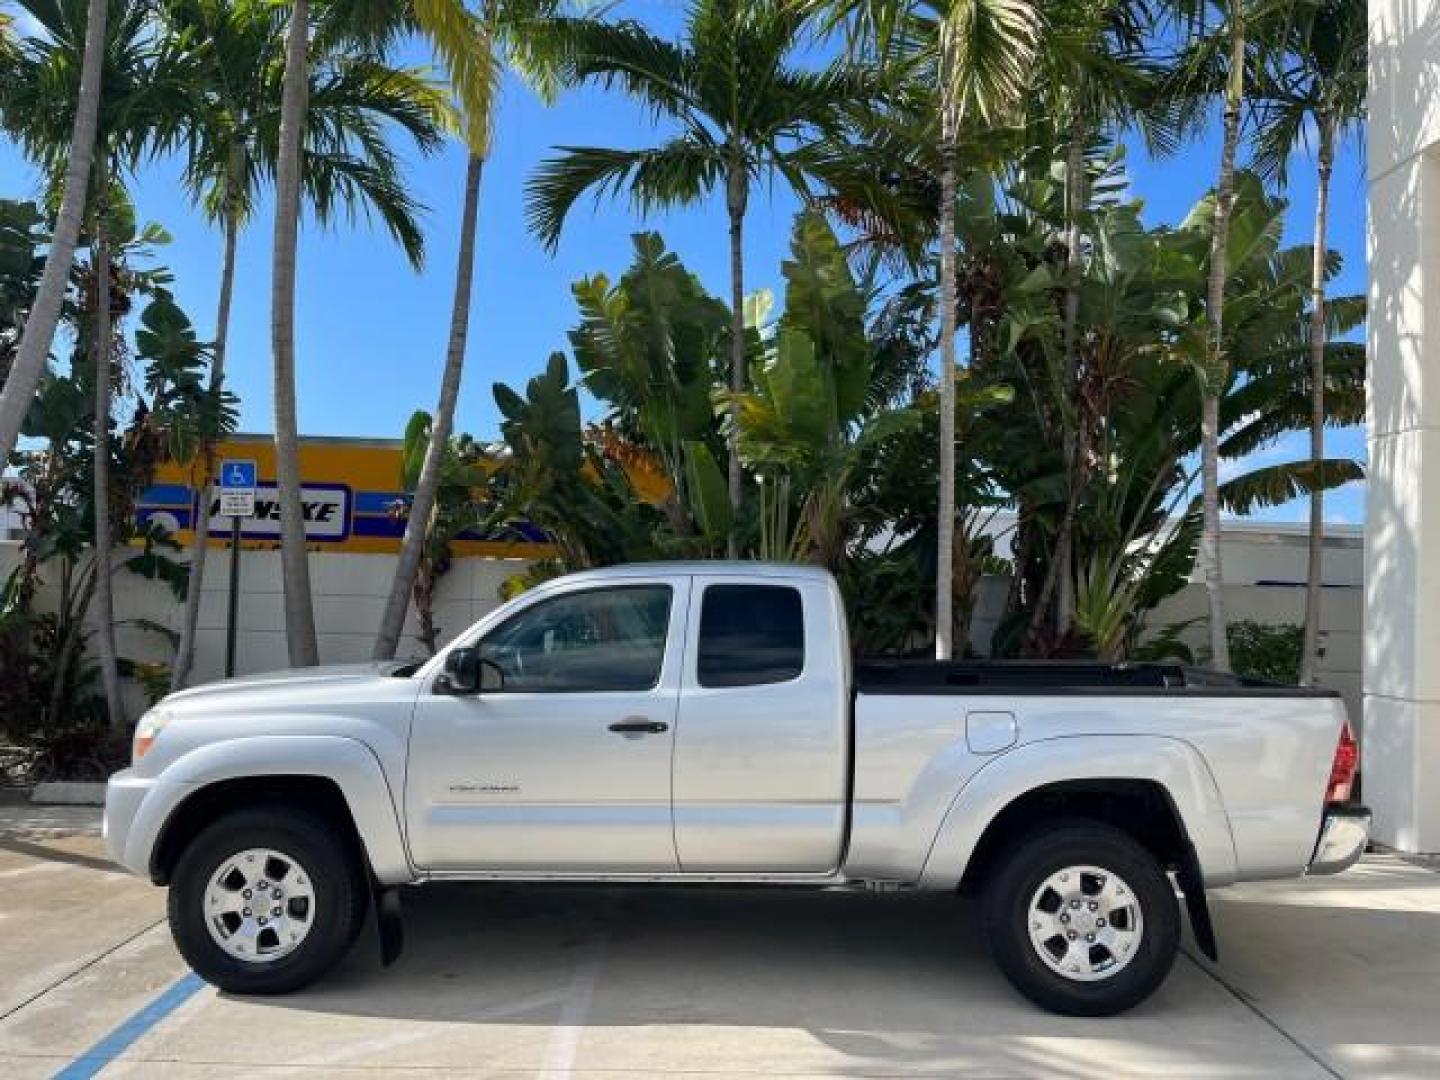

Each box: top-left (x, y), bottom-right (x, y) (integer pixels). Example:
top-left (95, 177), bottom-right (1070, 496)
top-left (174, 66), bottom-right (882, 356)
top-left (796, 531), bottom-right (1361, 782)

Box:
top-left (222, 461), bottom-right (255, 488)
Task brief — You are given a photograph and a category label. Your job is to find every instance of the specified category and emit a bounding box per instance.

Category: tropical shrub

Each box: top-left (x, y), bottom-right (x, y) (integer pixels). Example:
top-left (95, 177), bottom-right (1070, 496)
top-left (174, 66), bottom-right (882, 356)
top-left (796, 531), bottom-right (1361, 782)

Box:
top-left (486, 167), bottom-right (1364, 665)
top-left (1226, 620), bottom-right (1304, 685)
top-left (1, 211), bottom-right (228, 773)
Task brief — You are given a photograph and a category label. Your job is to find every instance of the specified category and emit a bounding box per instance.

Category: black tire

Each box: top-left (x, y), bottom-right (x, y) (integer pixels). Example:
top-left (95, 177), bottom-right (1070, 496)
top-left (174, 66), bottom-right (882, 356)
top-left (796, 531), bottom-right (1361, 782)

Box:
top-left (980, 820), bottom-right (1179, 1016)
top-left (168, 804), bottom-right (369, 994)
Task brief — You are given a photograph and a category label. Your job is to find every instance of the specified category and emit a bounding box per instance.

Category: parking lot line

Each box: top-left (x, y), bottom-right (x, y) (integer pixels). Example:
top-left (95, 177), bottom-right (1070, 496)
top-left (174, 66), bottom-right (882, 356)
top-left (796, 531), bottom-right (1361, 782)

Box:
top-left (51, 972), bottom-right (205, 1080)
top-left (538, 936), bottom-right (607, 1080)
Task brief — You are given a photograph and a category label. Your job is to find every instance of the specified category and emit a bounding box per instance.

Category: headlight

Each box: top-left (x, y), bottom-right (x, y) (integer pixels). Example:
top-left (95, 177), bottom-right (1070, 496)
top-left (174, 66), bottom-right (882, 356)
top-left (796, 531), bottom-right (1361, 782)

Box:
top-left (133, 708), bottom-right (172, 761)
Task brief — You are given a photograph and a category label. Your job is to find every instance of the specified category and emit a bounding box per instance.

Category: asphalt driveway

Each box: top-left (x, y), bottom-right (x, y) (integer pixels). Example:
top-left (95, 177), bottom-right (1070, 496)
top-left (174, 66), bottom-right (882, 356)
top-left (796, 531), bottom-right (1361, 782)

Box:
top-left (1, 804), bottom-right (1436, 1078)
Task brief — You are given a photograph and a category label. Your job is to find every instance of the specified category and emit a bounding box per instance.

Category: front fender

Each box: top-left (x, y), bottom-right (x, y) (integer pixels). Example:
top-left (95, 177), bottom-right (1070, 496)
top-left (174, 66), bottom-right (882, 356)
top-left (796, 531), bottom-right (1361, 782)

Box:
top-left (918, 734), bottom-right (1239, 890)
top-left (120, 735), bottom-right (413, 885)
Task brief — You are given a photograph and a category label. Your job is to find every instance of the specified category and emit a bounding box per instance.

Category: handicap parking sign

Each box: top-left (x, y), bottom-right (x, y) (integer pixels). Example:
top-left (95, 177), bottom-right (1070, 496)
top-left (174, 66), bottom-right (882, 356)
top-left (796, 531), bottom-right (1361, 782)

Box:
top-left (218, 459), bottom-right (257, 517)
top-left (222, 461), bottom-right (256, 490)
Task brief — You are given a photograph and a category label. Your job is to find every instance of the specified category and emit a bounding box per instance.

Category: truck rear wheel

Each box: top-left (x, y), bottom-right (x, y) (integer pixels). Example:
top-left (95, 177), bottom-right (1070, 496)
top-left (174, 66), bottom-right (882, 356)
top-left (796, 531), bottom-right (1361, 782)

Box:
top-left (980, 821), bottom-right (1179, 1016)
top-left (168, 805), bottom-right (368, 994)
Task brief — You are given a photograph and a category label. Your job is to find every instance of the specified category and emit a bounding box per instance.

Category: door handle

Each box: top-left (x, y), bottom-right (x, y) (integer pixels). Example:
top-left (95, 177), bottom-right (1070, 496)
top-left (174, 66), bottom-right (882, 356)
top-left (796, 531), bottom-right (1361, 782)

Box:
top-left (608, 718), bottom-right (669, 735)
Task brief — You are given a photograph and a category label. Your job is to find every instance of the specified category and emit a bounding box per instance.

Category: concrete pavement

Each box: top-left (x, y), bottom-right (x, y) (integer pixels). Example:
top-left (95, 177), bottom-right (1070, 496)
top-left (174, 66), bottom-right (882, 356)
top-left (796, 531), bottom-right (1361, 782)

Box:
top-left (0, 806), bottom-right (1435, 1078)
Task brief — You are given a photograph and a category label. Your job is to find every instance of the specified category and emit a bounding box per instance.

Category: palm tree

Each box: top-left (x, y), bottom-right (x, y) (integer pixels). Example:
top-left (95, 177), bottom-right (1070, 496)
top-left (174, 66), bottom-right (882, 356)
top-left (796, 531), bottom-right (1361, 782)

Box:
top-left (810, 0), bottom-right (1039, 657)
top-left (89, 184), bottom-right (123, 730)
top-left (270, 0), bottom-right (317, 666)
top-left (1197, 4), bottom-right (1246, 673)
top-left (372, 152), bottom-right (481, 660)
top-left (373, 0), bottom-right (571, 661)
top-left (1168, 0), bottom-right (1298, 669)
top-left (267, 0), bottom-right (500, 667)
top-left (525, 0), bottom-right (857, 555)
top-left (163, 0), bottom-right (451, 687)
top-left (2, 0), bottom-right (194, 731)
top-left (0, 0), bottom-right (108, 466)
top-left (1253, 0), bottom-right (1365, 684)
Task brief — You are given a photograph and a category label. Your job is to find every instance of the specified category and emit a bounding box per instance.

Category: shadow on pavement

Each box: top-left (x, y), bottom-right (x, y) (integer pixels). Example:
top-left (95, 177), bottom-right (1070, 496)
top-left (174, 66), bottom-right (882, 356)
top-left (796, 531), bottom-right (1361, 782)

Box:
top-left (227, 884), bottom-right (1332, 1078)
top-left (0, 836), bottom-right (119, 873)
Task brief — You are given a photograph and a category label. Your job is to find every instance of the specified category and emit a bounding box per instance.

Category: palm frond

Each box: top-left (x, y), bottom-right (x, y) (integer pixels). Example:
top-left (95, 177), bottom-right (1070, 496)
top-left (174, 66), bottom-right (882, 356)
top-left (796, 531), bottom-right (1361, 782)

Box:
top-left (562, 17), bottom-right (701, 123)
top-left (303, 148), bottom-right (429, 268)
top-left (1215, 458), bottom-right (1364, 515)
top-left (526, 142), bottom-right (723, 251)
top-left (936, 0), bottom-right (1044, 128)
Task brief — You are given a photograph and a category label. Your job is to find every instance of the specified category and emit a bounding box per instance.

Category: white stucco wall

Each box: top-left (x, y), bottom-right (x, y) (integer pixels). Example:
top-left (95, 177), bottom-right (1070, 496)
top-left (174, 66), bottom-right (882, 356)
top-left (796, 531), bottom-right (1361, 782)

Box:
top-left (1148, 583), bottom-right (1362, 721)
top-left (0, 544), bottom-right (528, 689)
top-left (1367, 0), bottom-right (1440, 851)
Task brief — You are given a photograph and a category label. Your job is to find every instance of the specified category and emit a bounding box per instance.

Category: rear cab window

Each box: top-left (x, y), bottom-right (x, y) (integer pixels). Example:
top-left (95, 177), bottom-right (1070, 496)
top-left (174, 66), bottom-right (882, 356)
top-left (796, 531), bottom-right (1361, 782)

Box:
top-left (697, 584), bottom-right (805, 688)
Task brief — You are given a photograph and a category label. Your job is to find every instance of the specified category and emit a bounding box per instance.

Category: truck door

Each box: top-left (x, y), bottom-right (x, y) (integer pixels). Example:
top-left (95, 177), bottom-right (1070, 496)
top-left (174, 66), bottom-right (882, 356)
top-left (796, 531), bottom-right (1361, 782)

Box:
top-left (672, 575), bottom-right (849, 872)
top-left (406, 579), bottom-right (685, 872)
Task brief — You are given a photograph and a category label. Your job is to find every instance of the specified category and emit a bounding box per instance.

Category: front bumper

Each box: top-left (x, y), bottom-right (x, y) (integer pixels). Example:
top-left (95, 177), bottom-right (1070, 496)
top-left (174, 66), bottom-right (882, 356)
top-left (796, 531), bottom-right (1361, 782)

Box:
top-left (104, 768), bottom-right (169, 878)
top-left (1307, 805), bottom-right (1371, 876)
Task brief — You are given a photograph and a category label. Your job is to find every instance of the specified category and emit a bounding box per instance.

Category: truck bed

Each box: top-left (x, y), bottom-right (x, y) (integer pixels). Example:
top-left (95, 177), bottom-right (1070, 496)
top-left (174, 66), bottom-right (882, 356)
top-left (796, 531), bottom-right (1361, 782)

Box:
top-left (854, 659), bottom-right (1342, 697)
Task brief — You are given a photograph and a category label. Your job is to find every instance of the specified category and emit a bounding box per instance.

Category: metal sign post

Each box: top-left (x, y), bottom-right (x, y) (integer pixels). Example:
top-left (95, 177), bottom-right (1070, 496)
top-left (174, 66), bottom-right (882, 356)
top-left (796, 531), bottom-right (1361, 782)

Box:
top-left (226, 514), bottom-right (242, 677)
top-left (218, 461), bottom-right (257, 678)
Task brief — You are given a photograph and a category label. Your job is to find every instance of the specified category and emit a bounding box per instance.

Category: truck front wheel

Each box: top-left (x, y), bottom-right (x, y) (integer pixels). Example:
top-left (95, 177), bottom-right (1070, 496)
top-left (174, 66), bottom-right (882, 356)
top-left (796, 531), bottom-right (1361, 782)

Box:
top-left (168, 805), bottom-right (368, 994)
top-left (980, 821), bottom-right (1179, 1016)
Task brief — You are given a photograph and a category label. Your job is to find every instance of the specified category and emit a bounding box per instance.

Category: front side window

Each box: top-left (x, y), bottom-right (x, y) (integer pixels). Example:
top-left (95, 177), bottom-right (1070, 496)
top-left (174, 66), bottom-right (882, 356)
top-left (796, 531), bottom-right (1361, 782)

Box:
top-left (697, 584), bottom-right (805, 688)
top-left (477, 585), bottom-right (672, 692)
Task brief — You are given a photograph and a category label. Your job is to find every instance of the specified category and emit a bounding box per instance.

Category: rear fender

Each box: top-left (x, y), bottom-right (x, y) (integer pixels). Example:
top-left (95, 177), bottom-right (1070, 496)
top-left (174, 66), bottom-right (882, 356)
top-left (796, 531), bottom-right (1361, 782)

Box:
top-left (919, 735), bottom-right (1239, 890)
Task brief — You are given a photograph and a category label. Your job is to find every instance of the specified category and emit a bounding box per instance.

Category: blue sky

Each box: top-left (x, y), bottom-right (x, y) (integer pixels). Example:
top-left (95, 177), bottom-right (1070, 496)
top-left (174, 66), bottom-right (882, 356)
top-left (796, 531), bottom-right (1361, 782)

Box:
top-left (0, 2), bottom-right (1368, 523)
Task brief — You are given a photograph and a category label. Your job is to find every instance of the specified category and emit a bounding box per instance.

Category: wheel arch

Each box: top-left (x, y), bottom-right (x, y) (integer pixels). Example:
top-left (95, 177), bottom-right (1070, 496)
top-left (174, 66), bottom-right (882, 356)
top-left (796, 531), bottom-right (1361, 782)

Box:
top-left (920, 735), bottom-right (1239, 892)
top-left (153, 774), bottom-right (357, 885)
top-left (136, 735), bottom-right (412, 886)
top-left (957, 779), bottom-right (1189, 893)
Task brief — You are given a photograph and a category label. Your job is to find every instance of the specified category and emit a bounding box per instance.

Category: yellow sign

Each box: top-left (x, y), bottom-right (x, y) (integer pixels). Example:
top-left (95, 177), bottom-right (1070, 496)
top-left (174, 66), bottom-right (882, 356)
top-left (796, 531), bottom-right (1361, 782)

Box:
top-left (139, 435), bottom-right (555, 557)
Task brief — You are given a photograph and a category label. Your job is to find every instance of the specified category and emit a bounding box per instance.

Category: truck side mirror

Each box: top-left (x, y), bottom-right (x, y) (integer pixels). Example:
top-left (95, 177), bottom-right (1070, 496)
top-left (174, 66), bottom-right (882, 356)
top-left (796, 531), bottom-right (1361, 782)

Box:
top-left (479, 657), bottom-right (505, 691)
top-left (439, 646), bottom-right (506, 694)
top-left (441, 646), bottom-right (481, 694)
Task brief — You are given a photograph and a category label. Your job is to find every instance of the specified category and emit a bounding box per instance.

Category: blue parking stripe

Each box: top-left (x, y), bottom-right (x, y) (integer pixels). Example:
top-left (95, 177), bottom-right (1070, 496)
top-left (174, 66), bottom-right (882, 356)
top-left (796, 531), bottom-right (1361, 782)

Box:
top-left (53, 972), bottom-right (206, 1079)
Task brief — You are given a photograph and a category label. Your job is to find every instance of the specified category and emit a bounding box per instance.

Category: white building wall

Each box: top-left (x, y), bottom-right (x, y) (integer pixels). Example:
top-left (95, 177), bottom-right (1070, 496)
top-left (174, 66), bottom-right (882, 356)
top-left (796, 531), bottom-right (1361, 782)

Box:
top-left (1367, 0), bottom-right (1440, 851)
top-left (175, 550), bottom-right (528, 683)
top-left (1148, 584), bottom-right (1362, 722)
top-left (0, 543), bottom-right (528, 692)
top-left (1148, 526), bottom-right (1364, 718)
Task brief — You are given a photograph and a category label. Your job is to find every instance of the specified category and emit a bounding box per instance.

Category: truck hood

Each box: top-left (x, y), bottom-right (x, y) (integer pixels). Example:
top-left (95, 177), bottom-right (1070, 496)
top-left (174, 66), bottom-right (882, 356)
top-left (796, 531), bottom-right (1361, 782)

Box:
top-left (163, 661), bottom-right (419, 704)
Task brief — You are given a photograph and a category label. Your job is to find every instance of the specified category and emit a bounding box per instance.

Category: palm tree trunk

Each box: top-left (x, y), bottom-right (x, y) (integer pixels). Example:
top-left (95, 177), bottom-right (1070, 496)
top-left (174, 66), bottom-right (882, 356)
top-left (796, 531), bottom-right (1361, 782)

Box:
top-left (374, 153), bottom-right (484, 660)
top-left (935, 105), bottom-right (958, 661)
top-left (1199, 12), bottom-right (1246, 673)
top-left (1054, 111), bottom-right (1087, 637)
top-left (172, 151), bottom-right (243, 690)
top-left (1300, 117), bottom-right (1335, 686)
top-left (0, 0), bottom-right (108, 462)
top-left (271, 0), bottom-right (319, 667)
top-left (91, 196), bottom-right (124, 733)
top-left (725, 157), bottom-right (748, 559)
top-left (48, 562), bottom-right (98, 727)
top-left (1026, 486), bottom-right (1080, 651)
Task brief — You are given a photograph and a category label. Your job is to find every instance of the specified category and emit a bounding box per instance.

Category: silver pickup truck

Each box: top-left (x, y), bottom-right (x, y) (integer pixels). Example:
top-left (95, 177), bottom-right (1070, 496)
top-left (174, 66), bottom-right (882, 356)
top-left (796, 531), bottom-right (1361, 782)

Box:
top-left (105, 562), bottom-right (1369, 1015)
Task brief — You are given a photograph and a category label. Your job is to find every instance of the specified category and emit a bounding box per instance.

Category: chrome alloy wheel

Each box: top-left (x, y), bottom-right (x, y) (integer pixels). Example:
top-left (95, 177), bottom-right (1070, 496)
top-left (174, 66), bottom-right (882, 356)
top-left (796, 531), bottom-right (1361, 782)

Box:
top-left (203, 848), bottom-right (316, 964)
top-left (1026, 865), bottom-right (1144, 983)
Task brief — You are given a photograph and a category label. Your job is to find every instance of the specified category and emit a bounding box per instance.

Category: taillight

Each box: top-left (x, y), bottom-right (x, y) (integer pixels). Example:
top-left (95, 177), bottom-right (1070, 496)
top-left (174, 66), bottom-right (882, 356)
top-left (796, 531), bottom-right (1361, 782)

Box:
top-left (1325, 721), bottom-right (1359, 804)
